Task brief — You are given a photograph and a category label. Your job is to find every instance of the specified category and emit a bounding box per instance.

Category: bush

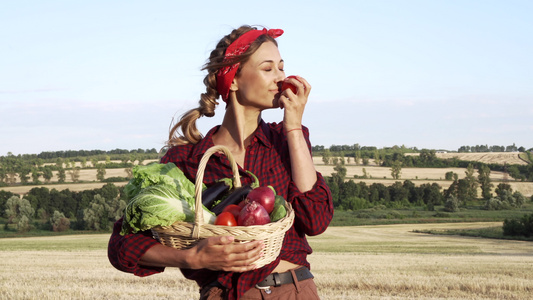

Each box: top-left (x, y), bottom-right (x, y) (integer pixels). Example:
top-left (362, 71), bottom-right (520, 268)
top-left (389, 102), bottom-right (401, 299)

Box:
top-left (484, 198), bottom-right (510, 210)
top-left (103, 176), bottom-right (129, 182)
top-left (444, 195), bottom-right (459, 212)
top-left (503, 213), bottom-right (533, 237)
top-left (50, 210), bottom-right (70, 232)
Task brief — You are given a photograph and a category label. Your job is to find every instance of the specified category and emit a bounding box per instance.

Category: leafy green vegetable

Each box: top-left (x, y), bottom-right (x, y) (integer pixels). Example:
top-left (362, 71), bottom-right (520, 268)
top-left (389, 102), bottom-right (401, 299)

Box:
top-left (124, 162), bottom-right (203, 200)
top-left (120, 185), bottom-right (216, 235)
top-left (120, 162), bottom-right (213, 235)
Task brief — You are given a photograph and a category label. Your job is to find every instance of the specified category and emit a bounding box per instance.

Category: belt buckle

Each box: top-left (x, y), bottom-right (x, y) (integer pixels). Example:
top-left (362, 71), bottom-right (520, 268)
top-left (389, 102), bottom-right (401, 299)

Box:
top-left (255, 284), bottom-right (272, 294)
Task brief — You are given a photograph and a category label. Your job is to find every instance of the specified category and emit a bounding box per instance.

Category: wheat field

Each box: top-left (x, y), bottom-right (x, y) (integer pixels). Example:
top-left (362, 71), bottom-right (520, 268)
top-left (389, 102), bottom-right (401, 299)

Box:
top-left (1, 223), bottom-right (532, 299)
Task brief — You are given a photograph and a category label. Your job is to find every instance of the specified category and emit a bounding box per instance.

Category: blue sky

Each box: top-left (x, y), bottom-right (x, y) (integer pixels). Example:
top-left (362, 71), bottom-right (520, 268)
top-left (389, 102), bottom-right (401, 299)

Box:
top-left (1, 0), bottom-right (532, 156)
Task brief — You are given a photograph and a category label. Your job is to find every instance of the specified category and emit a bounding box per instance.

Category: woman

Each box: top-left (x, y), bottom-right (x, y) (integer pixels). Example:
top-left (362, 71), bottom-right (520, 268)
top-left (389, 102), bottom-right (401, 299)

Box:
top-left (108, 25), bottom-right (333, 299)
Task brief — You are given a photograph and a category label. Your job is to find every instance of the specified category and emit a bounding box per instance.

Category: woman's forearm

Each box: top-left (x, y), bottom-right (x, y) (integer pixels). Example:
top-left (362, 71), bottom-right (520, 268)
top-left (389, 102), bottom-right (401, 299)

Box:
top-left (287, 129), bottom-right (317, 192)
top-left (139, 243), bottom-right (193, 268)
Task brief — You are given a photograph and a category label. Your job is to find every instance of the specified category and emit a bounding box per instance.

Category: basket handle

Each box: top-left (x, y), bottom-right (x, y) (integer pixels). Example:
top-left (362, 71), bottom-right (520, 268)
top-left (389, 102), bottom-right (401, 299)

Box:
top-left (192, 145), bottom-right (242, 238)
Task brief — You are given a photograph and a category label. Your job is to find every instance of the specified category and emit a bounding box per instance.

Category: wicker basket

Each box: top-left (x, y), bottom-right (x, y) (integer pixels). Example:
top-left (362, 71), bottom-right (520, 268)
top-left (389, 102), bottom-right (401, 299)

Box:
top-left (151, 145), bottom-right (294, 268)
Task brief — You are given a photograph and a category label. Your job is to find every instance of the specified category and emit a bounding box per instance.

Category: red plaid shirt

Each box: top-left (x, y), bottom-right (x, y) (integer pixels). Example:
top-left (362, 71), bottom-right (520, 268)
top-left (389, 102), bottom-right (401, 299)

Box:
top-left (108, 120), bottom-right (333, 299)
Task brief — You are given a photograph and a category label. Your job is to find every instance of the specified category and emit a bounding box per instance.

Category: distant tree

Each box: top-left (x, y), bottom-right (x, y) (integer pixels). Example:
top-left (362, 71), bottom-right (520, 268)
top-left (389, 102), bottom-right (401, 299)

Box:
top-left (354, 151), bottom-right (361, 165)
top-left (444, 195), bottom-right (459, 212)
top-left (83, 193), bottom-right (126, 231)
top-left (374, 149), bottom-right (381, 166)
top-left (322, 149), bottom-right (332, 165)
top-left (495, 183), bottom-right (512, 198)
top-left (390, 161), bottom-right (402, 179)
top-left (69, 167), bottom-right (81, 183)
top-left (464, 164), bottom-right (478, 201)
top-left (18, 164), bottom-right (31, 184)
top-left (125, 167), bottom-right (133, 179)
top-left (50, 210), bottom-right (70, 232)
top-left (42, 166), bottom-right (53, 183)
top-left (445, 171), bottom-right (455, 181)
top-left (80, 158), bottom-right (87, 168)
top-left (31, 167), bottom-right (42, 185)
top-left (96, 163), bottom-right (106, 181)
top-left (478, 165), bottom-right (493, 200)
top-left (57, 167), bottom-right (66, 183)
top-left (505, 143), bottom-right (517, 152)
top-left (91, 158), bottom-right (99, 168)
top-left (5, 196), bottom-right (35, 232)
top-left (332, 159), bottom-right (347, 184)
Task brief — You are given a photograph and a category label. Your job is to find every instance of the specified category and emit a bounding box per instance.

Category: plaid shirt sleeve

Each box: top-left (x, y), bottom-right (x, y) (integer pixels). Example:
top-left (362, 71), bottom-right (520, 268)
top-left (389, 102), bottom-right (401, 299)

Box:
top-left (107, 218), bottom-right (165, 277)
top-left (287, 171), bottom-right (333, 236)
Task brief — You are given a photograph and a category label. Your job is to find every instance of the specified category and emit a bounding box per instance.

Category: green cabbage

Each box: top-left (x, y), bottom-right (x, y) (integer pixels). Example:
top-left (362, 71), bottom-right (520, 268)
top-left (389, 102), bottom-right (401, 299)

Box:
top-left (120, 185), bottom-right (216, 235)
top-left (120, 163), bottom-right (213, 235)
top-left (123, 162), bottom-right (203, 200)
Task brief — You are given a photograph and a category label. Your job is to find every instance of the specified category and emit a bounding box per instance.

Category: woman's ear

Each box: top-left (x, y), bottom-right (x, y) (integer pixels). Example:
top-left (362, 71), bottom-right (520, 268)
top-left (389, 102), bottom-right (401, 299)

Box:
top-left (230, 78), bottom-right (238, 92)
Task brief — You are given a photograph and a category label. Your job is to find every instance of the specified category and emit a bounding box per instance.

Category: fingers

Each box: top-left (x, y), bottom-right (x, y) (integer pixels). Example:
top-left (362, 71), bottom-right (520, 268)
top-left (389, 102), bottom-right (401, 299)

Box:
top-left (283, 75), bottom-right (311, 96)
top-left (194, 236), bottom-right (265, 272)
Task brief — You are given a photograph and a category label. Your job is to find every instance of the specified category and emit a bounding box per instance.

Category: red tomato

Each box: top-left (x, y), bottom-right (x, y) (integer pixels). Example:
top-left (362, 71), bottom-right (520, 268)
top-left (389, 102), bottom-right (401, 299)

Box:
top-left (281, 75), bottom-right (298, 93)
top-left (214, 212), bottom-right (238, 226)
top-left (222, 204), bottom-right (242, 219)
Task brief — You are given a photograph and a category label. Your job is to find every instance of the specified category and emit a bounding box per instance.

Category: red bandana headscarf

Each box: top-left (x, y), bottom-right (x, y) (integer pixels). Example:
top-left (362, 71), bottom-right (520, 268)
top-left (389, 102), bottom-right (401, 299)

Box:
top-left (216, 28), bottom-right (284, 101)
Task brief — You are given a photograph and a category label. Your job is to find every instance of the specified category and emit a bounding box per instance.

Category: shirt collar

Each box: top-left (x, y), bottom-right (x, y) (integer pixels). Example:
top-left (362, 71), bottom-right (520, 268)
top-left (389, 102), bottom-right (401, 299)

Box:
top-left (191, 120), bottom-right (272, 159)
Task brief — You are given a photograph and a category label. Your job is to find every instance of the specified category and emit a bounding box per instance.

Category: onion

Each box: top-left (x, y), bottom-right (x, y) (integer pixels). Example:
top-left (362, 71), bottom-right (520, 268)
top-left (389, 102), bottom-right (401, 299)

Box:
top-left (238, 201), bottom-right (271, 226)
top-left (246, 186), bottom-right (276, 213)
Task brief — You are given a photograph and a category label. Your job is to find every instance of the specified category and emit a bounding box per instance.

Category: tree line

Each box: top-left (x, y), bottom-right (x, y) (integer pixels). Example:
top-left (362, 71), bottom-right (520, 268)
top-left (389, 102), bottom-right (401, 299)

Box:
top-left (24, 148), bottom-right (159, 160)
top-left (1, 167), bottom-right (532, 233)
top-left (327, 159), bottom-right (532, 214)
top-left (320, 148), bottom-right (533, 182)
top-left (1, 183), bottom-right (126, 232)
top-left (0, 150), bottom-right (161, 187)
top-left (312, 143), bottom-right (530, 154)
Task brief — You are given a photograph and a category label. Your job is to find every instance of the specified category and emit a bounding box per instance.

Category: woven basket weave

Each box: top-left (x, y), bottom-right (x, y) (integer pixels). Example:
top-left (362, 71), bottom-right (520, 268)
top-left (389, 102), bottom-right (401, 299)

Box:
top-left (151, 145), bottom-right (294, 268)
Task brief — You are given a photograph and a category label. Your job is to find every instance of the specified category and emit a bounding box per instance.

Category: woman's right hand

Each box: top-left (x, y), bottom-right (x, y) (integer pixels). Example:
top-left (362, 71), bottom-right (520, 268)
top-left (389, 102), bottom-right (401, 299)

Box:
top-left (189, 236), bottom-right (264, 272)
top-left (139, 236), bottom-right (264, 273)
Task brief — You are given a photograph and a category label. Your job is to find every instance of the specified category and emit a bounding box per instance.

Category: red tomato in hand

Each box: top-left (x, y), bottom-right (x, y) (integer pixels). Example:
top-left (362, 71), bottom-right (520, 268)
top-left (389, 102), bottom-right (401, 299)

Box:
top-left (222, 204), bottom-right (242, 219)
top-left (215, 212), bottom-right (238, 226)
top-left (281, 75), bottom-right (298, 93)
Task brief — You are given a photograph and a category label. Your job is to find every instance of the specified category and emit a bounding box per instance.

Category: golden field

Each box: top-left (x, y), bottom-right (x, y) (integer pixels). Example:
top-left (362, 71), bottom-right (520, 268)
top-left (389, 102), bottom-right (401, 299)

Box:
top-left (1, 223), bottom-right (532, 299)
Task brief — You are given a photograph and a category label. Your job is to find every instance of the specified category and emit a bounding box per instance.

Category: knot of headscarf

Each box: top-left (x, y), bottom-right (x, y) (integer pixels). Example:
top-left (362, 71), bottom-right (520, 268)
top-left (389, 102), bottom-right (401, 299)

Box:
top-left (216, 28), bottom-right (284, 101)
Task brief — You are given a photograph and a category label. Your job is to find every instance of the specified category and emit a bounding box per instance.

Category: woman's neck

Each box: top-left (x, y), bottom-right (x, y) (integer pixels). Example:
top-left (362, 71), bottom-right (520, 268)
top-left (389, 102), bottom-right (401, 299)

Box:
top-left (212, 103), bottom-right (261, 154)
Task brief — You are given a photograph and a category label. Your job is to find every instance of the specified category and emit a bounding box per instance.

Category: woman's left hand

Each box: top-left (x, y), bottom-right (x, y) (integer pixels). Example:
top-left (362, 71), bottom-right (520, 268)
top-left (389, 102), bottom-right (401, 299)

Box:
top-left (279, 75), bottom-right (311, 131)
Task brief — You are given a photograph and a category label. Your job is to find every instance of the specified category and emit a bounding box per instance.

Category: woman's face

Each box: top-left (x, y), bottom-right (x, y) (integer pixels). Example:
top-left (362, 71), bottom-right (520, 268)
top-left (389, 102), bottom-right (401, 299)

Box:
top-left (233, 41), bottom-right (285, 109)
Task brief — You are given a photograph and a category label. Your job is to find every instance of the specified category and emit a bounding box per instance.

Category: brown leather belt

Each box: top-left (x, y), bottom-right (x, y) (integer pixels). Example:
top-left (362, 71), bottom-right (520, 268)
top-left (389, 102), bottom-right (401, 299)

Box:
top-left (256, 267), bottom-right (314, 288)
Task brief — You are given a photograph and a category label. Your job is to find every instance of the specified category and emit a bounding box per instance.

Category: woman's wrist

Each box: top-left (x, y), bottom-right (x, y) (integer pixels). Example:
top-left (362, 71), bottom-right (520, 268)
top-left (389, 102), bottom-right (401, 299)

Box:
top-left (286, 127), bottom-right (302, 134)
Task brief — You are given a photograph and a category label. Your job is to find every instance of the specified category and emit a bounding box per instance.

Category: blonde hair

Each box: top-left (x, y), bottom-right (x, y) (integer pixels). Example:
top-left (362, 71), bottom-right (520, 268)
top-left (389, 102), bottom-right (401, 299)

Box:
top-left (166, 25), bottom-right (278, 147)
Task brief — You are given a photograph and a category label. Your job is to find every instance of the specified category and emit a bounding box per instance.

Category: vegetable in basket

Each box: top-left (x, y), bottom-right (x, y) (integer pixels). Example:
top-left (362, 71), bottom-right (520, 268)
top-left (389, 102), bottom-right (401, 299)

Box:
top-left (202, 178), bottom-right (232, 210)
top-left (123, 162), bottom-right (203, 200)
top-left (210, 171), bottom-right (260, 215)
top-left (120, 162), bottom-right (214, 235)
top-left (120, 184), bottom-right (216, 235)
